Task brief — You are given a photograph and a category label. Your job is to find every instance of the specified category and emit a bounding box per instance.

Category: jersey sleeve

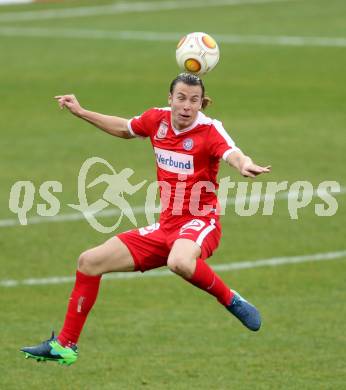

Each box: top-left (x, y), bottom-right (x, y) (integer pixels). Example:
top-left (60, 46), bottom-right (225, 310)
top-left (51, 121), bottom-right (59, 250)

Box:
top-left (208, 120), bottom-right (240, 160)
top-left (127, 109), bottom-right (156, 138)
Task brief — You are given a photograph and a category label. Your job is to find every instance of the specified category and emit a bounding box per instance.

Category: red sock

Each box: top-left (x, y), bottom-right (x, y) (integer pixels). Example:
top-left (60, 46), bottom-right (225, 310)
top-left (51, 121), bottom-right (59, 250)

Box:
top-left (188, 258), bottom-right (234, 306)
top-left (58, 270), bottom-right (101, 347)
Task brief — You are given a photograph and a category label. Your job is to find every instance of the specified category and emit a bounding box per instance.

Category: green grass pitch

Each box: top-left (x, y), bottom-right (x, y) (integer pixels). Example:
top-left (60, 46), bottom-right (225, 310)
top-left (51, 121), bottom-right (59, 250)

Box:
top-left (0, 0), bottom-right (345, 388)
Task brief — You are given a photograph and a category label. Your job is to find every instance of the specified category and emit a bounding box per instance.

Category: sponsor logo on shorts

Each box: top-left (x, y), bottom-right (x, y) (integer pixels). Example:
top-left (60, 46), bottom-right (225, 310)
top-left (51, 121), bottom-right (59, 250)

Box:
top-left (154, 147), bottom-right (194, 174)
top-left (139, 223), bottom-right (160, 236)
top-left (180, 219), bottom-right (206, 234)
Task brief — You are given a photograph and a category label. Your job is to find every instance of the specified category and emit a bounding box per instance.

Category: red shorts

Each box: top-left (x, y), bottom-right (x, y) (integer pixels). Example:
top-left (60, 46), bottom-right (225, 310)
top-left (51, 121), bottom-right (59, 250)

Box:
top-left (117, 216), bottom-right (221, 272)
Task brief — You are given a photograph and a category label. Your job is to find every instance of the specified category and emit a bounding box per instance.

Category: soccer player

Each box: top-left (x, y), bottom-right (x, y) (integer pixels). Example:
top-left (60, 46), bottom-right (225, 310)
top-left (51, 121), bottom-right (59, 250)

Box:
top-left (21, 73), bottom-right (271, 365)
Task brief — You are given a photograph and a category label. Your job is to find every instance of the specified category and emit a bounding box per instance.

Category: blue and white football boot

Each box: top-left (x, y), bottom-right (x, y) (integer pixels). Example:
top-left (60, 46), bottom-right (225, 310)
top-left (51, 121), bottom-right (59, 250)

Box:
top-left (227, 290), bottom-right (261, 331)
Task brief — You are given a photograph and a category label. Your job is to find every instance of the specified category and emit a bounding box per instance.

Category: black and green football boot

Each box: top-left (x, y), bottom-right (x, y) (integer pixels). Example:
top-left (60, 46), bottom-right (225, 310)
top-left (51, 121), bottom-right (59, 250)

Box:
top-left (21, 332), bottom-right (78, 366)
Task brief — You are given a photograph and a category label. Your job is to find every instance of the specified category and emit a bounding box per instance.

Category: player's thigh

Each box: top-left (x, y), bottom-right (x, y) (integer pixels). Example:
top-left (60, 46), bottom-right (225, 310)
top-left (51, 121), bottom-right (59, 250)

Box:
top-left (167, 238), bottom-right (201, 277)
top-left (78, 236), bottom-right (135, 275)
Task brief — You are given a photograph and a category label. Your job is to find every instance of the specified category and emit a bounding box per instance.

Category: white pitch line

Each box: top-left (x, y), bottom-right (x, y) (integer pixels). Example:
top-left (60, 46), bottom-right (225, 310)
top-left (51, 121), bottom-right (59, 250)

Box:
top-left (0, 0), bottom-right (32, 5)
top-left (0, 187), bottom-right (345, 228)
top-left (214, 33), bottom-right (346, 48)
top-left (0, 0), bottom-right (291, 23)
top-left (1, 249), bottom-right (345, 287)
top-left (1, 27), bottom-right (346, 48)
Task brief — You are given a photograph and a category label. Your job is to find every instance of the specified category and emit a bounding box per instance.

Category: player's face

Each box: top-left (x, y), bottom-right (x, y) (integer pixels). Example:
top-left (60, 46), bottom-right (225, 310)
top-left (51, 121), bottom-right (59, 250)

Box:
top-left (169, 82), bottom-right (203, 130)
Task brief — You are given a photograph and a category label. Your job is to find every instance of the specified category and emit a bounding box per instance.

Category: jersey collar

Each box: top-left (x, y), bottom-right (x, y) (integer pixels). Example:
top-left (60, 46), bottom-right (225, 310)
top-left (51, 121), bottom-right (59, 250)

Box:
top-left (171, 111), bottom-right (202, 136)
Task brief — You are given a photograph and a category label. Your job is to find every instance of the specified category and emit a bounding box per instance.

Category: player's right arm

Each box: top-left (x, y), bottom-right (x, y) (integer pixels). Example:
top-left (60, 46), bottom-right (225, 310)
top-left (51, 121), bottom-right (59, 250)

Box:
top-left (54, 94), bottom-right (133, 139)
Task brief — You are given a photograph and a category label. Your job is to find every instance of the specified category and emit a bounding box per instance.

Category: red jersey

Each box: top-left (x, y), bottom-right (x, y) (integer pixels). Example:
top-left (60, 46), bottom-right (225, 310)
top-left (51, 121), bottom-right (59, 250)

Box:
top-left (128, 107), bottom-right (239, 224)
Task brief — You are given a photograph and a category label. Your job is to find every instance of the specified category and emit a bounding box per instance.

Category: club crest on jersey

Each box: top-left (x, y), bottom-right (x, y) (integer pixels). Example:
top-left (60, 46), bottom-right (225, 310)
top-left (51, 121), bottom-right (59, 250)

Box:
top-left (183, 138), bottom-right (194, 151)
top-left (155, 120), bottom-right (169, 139)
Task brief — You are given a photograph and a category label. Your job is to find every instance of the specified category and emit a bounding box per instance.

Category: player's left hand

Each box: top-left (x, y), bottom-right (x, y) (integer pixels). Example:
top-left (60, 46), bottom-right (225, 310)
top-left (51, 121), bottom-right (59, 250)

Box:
top-left (240, 162), bottom-right (271, 178)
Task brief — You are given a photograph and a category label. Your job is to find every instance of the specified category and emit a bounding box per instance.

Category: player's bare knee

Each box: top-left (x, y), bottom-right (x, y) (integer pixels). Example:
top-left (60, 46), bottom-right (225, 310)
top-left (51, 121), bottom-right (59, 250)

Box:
top-left (78, 250), bottom-right (99, 275)
top-left (167, 256), bottom-right (193, 278)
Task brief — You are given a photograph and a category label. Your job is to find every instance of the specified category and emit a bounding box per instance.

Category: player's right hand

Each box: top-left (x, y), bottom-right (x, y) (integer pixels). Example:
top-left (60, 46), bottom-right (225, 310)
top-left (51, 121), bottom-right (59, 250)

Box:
top-left (54, 94), bottom-right (83, 116)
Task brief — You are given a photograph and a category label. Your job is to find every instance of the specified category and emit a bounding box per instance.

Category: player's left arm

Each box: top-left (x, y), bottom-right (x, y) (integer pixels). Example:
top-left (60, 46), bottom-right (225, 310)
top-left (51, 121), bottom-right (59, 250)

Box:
top-left (226, 150), bottom-right (271, 178)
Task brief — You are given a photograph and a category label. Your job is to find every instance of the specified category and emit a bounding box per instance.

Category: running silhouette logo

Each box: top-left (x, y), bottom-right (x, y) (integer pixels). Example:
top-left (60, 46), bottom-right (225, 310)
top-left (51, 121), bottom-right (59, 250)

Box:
top-left (69, 157), bottom-right (146, 233)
